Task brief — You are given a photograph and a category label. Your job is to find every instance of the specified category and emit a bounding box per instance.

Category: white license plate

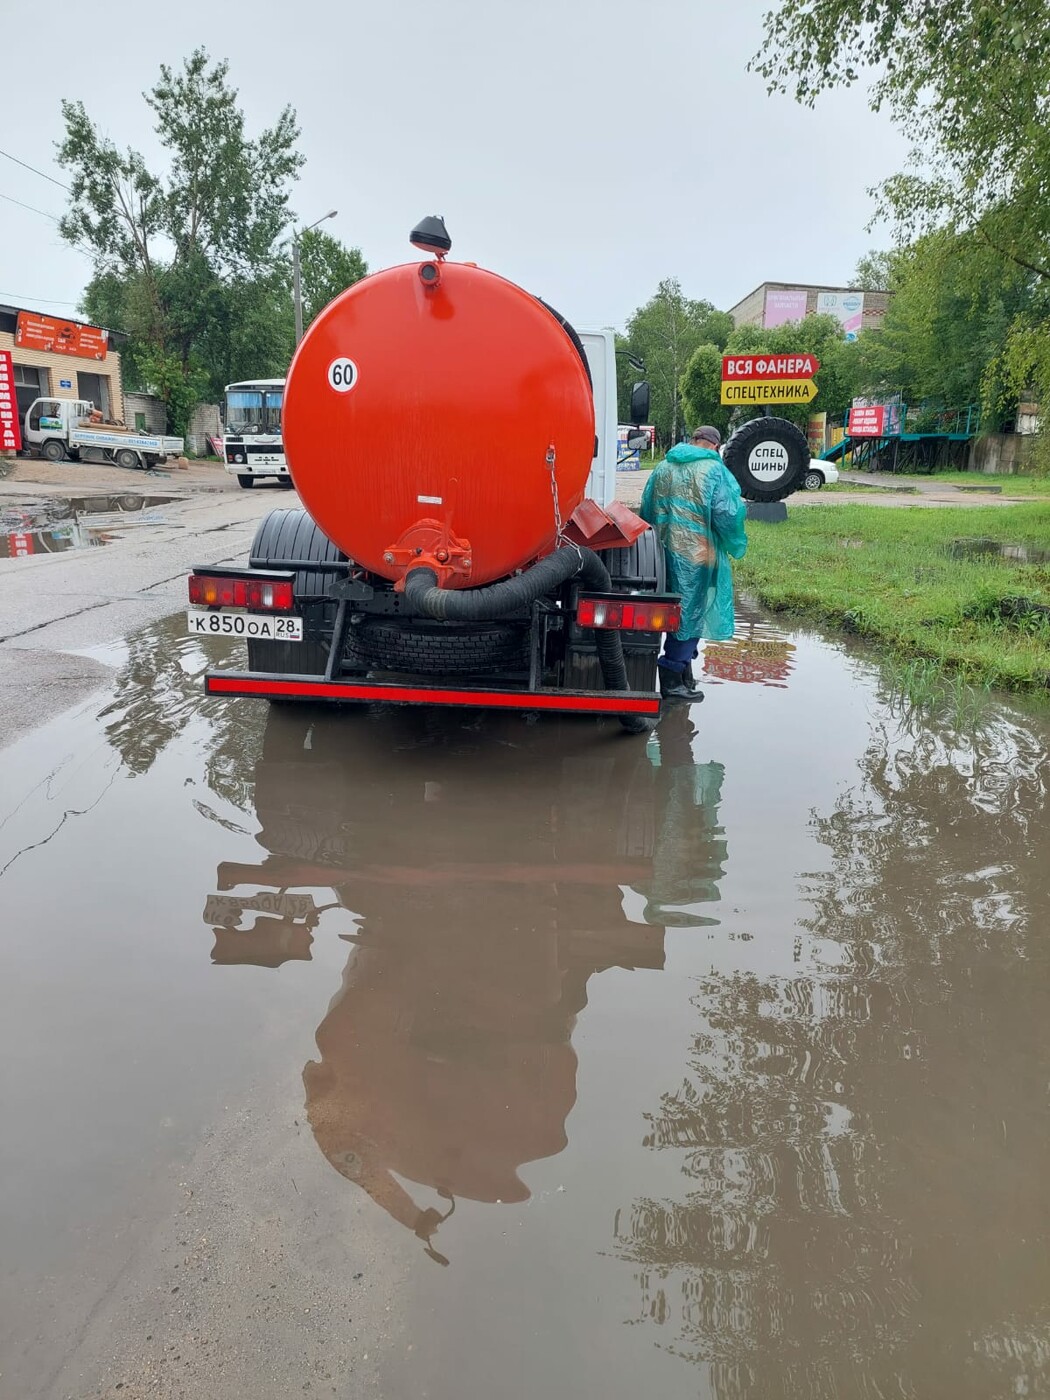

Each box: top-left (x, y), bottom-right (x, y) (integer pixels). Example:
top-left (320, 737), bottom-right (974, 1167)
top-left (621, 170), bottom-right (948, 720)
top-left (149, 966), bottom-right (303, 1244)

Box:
top-left (204, 892), bottom-right (317, 926)
top-left (186, 608), bottom-right (303, 640)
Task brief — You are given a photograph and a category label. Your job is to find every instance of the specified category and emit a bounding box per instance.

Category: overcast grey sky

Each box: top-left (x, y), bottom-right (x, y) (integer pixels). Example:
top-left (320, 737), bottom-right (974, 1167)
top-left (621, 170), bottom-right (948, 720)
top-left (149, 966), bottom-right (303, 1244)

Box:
top-left (0, 0), bottom-right (906, 330)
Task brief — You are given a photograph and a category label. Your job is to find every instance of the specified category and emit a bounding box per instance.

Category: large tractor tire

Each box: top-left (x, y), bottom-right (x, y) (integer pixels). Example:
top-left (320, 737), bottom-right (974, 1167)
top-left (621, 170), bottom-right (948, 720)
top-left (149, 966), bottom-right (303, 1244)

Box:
top-left (723, 416), bottom-right (810, 502)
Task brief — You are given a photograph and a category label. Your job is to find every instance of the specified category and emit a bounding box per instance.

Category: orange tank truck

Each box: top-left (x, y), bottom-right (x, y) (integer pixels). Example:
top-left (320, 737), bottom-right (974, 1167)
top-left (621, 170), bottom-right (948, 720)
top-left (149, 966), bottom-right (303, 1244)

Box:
top-left (189, 217), bottom-right (677, 732)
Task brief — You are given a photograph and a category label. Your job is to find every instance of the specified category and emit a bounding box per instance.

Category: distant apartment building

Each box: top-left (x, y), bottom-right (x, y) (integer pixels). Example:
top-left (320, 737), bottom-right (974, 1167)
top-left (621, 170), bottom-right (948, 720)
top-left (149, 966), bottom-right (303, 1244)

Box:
top-left (727, 282), bottom-right (892, 341)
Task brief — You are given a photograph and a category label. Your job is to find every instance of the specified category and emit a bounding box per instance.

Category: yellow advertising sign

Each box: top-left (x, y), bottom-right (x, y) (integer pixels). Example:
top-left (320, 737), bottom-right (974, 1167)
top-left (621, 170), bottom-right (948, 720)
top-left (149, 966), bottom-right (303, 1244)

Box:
top-left (720, 379), bottom-right (818, 405)
top-left (807, 411), bottom-right (828, 456)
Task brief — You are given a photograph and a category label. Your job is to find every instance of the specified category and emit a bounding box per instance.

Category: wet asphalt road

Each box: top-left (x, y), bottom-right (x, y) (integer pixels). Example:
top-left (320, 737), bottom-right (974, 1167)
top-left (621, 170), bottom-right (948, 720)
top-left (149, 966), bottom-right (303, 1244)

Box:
top-left (0, 485), bottom-right (280, 749)
top-left (2, 591), bottom-right (1050, 1399)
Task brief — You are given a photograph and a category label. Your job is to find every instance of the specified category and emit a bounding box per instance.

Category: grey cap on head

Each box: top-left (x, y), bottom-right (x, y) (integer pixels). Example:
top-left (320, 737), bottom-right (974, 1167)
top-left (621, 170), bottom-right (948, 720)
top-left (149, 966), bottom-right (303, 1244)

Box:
top-left (691, 425), bottom-right (722, 447)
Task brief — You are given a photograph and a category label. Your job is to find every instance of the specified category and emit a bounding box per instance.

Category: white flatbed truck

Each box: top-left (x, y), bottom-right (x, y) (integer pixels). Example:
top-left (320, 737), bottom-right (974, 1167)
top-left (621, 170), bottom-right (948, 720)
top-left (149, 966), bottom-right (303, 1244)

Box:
top-left (23, 398), bottom-right (184, 471)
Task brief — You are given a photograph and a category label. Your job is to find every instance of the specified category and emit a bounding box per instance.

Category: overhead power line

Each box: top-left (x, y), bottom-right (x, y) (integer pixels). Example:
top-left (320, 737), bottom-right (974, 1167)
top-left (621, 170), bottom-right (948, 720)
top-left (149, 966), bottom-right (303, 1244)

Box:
top-left (0, 191), bottom-right (60, 222)
top-left (0, 148), bottom-right (71, 192)
top-left (0, 190), bottom-right (95, 262)
top-left (0, 292), bottom-right (81, 306)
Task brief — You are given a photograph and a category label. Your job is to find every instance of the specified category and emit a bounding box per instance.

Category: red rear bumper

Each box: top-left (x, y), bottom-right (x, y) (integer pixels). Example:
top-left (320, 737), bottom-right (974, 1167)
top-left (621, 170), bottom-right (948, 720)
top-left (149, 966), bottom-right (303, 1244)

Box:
top-left (205, 672), bottom-right (660, 716)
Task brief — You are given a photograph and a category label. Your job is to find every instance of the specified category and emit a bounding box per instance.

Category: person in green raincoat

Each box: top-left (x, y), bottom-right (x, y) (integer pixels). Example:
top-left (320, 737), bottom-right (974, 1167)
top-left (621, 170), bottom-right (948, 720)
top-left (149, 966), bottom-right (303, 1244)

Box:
top-left (639, 425), bottom-right (748, 702)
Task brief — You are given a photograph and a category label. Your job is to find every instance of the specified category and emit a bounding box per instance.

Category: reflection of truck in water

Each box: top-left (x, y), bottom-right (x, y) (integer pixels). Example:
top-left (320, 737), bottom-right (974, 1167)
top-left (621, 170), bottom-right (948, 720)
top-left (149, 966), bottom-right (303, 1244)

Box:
top-left (203, 707), bottom-right (728, 1262)
top-left (22, 398), bottom-right (184, 470)
top-left (222, 378), bottom-right (294, 490)
top-left (190, 217), bottom-right (675, 731)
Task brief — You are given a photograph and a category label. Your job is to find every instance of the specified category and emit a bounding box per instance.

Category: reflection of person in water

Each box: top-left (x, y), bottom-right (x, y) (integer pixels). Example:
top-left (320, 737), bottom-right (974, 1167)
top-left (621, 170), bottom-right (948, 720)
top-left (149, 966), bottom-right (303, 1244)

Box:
top-left (637, 706), bottom-right (727, 929)
top-left (205, 708), bottom-right (729, 1262)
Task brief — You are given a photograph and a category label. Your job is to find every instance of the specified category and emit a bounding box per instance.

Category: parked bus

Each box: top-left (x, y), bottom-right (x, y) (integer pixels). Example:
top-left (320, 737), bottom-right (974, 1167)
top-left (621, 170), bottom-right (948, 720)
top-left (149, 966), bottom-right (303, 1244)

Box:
top-left (222, 379), bottom-right (293, 489)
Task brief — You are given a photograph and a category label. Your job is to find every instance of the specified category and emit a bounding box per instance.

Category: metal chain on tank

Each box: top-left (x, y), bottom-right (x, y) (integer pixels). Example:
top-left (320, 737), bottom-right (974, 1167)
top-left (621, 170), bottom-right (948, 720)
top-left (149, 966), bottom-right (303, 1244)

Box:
top-left (546, 444), bottom-right (565, 541)
top-left (546, 443), bottom-right (583, 568)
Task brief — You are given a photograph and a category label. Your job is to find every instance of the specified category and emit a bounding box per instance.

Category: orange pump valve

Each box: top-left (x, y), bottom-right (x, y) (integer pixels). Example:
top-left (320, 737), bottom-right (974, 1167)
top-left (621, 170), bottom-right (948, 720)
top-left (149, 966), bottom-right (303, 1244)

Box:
top-left (385, 518), bottom-right (474, 590)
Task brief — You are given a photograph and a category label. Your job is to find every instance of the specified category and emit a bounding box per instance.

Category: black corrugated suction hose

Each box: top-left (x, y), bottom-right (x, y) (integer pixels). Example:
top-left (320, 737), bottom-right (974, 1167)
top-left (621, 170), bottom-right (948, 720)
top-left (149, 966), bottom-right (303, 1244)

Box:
top-left (403, 547), bottom-right (652, 733)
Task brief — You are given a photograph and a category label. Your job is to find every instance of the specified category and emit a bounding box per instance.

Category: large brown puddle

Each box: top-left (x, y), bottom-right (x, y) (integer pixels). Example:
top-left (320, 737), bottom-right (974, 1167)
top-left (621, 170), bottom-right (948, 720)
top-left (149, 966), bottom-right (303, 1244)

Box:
top-left (1, 606), bottom-right (1048, 1399)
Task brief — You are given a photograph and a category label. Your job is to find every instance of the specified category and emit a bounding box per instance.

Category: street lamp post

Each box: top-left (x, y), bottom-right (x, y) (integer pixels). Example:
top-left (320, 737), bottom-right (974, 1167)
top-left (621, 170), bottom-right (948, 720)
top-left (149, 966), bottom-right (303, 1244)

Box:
top-left (293, 209), bottom-right (338, 344)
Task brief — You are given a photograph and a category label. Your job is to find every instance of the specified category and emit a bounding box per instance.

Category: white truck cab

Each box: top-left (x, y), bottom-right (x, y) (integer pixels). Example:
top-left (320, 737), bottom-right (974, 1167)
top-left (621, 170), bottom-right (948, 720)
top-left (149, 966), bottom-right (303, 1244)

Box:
top-left (23, 398), bottom-right (184, 471)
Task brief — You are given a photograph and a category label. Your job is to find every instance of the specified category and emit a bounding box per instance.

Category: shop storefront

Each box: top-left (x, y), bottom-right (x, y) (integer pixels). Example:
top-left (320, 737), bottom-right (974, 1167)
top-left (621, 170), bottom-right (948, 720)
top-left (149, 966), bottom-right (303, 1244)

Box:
top-left (0, 304), bottom-right (126, 427)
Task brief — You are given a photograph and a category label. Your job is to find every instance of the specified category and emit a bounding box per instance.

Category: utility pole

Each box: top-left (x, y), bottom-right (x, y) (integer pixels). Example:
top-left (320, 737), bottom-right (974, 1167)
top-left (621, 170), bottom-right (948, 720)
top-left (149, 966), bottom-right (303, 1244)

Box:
top-left (293, 209), bottom-right (338, 345)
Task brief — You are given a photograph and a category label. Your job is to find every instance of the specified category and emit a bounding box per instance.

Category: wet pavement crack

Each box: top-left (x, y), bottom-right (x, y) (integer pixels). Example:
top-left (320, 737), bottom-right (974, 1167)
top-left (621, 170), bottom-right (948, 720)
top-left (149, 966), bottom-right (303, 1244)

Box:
top-left (0, 761), bottom-right (120, 881)
top-left (0, 598), bottom-right (117, 645)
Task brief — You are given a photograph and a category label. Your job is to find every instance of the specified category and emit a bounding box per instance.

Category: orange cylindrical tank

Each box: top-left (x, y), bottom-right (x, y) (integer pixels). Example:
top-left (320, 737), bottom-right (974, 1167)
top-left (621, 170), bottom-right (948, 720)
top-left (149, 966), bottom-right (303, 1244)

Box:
top-left (282, 261), bottom-right (594, 587)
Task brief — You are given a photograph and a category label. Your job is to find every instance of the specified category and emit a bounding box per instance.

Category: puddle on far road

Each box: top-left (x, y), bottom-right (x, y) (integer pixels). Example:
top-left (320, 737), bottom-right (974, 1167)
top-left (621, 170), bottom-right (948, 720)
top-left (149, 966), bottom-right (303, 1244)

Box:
top-left (0, 493), bottom-right (174, 557)
top-left (1, 609), bottom-right (1049, 1399)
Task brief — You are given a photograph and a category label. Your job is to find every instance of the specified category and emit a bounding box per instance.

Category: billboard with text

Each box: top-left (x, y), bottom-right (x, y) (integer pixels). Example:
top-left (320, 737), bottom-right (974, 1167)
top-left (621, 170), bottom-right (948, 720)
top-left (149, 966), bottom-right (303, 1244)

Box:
top-left (763, 289), bottom-right (809, 328)
top-left (816, 291), bottom-right (864, 342)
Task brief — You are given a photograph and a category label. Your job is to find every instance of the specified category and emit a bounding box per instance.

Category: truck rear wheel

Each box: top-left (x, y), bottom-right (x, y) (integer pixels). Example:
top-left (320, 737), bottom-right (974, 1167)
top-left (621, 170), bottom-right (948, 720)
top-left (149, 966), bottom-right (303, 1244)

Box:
top-left (246, 510), bottom-right (349, 687)
top-left (41, 440), bottom-right (65, 463)
top-left (249, 509), bottom-right (348, 598)
top-left (115, 448), bottom-right (140, 470)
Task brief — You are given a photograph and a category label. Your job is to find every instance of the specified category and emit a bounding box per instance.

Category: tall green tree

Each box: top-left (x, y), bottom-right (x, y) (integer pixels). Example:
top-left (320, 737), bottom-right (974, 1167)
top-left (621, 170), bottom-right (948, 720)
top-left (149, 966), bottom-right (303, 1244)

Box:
top-left (853, 231), bottom-right (1033, 420)
top-left (678, 344), bottom-right (733, 441)
top-left (851, 249), bottom-right (897, 291)
top-left (58, 49), bottom-right (303, 432)
top-left (620, 280), bottom-right (734, 444)
top-left (298, 228), bottom-right (368, 328)
top-left (755, 1), bottom-right (1050, 464)
top-left (753, 2), bottom-right (1050, 283)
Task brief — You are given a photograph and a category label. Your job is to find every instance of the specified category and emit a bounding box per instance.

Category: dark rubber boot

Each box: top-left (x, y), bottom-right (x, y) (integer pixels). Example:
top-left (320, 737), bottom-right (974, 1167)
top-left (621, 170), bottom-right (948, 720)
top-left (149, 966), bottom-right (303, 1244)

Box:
top-left (682, 669), bottom-right (704, 700)
top-left (658, 664), bottom-right (698, 702)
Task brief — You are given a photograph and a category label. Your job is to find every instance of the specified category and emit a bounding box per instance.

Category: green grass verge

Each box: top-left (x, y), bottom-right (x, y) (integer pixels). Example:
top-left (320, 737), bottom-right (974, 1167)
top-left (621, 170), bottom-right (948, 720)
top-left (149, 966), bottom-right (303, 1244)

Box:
top-left (736, 503), bottom-right (1050, 694)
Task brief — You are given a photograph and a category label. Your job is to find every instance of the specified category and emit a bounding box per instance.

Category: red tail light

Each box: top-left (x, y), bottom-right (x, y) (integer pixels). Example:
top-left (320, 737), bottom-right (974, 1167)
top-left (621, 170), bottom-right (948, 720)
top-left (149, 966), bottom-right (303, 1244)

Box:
top-left (576, 595), bottom-right (681, 632)
top-left (189, 574), bottom-right (295, 612)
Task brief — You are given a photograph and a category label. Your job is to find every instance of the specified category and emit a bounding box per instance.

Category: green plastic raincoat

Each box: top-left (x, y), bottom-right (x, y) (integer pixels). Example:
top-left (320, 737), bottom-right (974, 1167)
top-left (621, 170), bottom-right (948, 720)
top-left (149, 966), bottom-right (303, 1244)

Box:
top-left (638, 444), bottom-right (748, 641)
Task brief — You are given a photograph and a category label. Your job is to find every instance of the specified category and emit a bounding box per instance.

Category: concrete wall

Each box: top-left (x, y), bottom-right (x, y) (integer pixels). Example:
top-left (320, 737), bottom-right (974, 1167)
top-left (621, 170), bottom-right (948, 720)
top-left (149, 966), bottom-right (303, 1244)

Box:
top-left (124, 392), bottom-right (166, 434)
top-left (728, 285), bottom-right (767, 328)
top-left (0, 331), bottom-right (124, 423)
top-left (186, 402), bottom-right (222, 457)
top-left (969, 433), bottom-right (1039, 474)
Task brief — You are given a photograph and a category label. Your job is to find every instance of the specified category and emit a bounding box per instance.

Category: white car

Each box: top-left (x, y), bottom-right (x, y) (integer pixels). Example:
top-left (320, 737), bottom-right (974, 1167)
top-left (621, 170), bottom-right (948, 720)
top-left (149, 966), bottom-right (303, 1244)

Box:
top-left (803, 460), bottom-right (839, 490)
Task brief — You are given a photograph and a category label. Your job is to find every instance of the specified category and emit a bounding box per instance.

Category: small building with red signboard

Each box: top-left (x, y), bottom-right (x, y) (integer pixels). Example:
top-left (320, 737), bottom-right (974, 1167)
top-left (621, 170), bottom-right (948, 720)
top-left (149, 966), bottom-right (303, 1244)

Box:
top-left (0, 303), bottom-right (128, 430)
